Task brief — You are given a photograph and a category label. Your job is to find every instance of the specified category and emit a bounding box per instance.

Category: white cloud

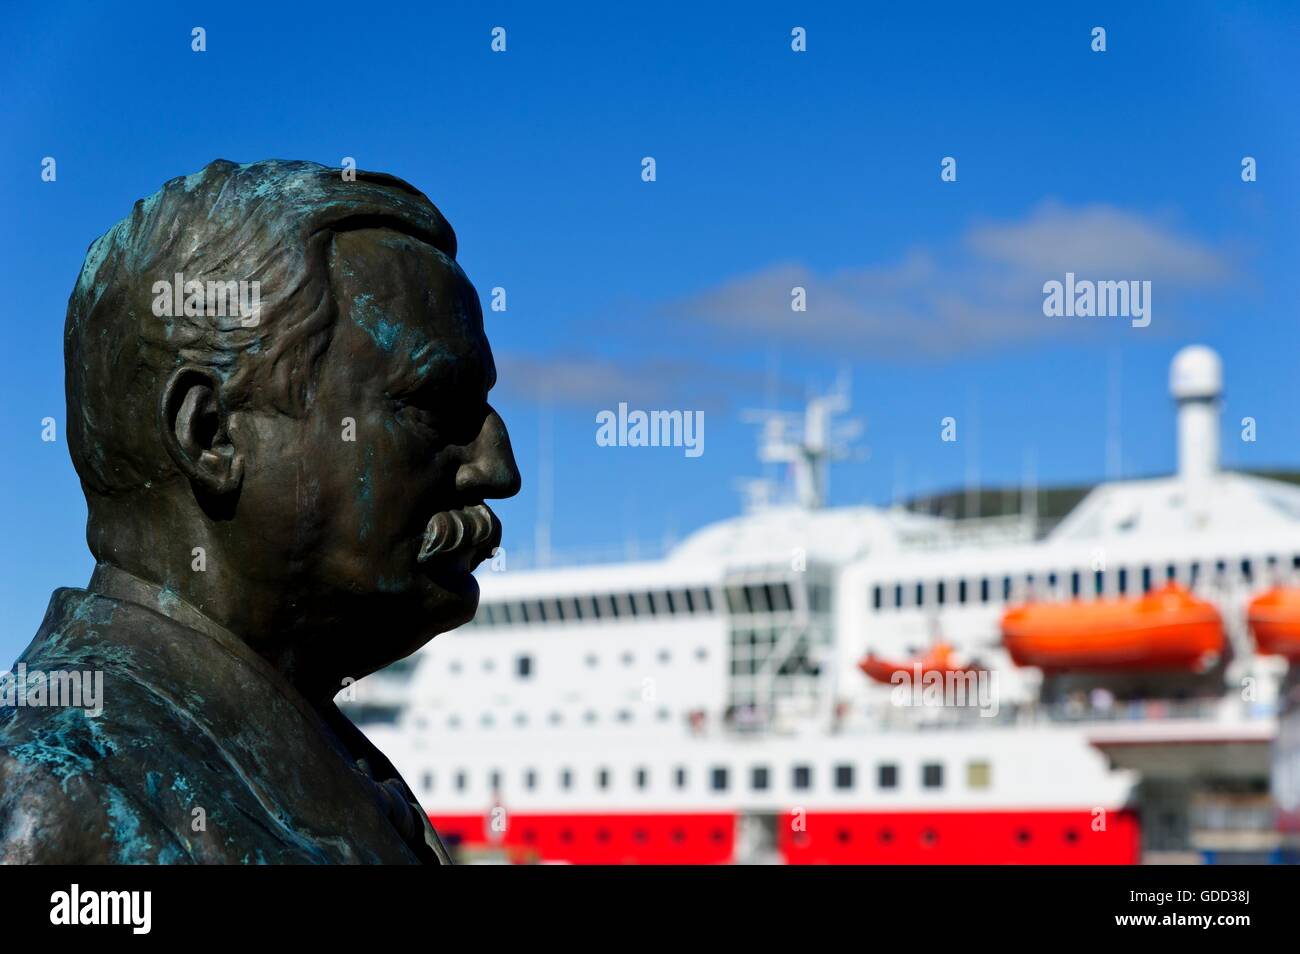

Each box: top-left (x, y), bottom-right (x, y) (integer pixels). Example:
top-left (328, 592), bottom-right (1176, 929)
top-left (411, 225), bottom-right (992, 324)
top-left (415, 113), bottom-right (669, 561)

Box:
top-left (670, 201), bottom-right (1232, 358)
top-left (965, 200), bottom-right (1229, 279)
top-left (494, 353), bottom-right (792, 411)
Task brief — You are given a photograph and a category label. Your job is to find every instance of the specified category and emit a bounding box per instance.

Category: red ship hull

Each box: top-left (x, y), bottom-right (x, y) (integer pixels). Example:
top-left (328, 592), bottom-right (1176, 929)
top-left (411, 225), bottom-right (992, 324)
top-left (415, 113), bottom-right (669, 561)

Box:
top-left (428, 809), bottom-right (1141, 864)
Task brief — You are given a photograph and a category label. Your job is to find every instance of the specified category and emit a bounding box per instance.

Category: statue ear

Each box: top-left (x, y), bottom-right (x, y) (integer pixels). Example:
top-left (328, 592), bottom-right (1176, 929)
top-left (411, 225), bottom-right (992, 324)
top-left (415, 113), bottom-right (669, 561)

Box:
top-left (158, 365), bottom-right (244, 496)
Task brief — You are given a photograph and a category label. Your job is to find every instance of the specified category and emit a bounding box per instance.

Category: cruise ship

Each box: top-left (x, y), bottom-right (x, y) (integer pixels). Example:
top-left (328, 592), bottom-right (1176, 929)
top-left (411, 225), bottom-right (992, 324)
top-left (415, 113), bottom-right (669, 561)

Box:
top-left (351, 346), bottom-right (1300, 864)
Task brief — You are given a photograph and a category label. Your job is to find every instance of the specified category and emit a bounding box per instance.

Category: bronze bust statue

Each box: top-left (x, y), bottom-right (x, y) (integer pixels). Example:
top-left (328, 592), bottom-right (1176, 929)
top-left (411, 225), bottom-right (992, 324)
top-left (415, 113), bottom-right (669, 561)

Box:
top-left (0, 160), bottom-right (520, 863)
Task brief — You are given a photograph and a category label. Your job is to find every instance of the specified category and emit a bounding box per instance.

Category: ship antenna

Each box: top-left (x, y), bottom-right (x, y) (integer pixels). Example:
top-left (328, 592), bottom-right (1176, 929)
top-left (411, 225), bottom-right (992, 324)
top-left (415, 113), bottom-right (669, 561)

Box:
top-left (741, 375), bottom-right (865, 510)
top-left (535, 390), bottom-right (554, 567)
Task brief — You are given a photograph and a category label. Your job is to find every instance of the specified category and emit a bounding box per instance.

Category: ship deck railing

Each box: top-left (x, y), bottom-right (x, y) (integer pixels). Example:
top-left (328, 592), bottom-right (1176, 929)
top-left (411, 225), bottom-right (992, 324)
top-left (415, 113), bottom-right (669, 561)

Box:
top-left (856, 695), bottom-right (1276, 732)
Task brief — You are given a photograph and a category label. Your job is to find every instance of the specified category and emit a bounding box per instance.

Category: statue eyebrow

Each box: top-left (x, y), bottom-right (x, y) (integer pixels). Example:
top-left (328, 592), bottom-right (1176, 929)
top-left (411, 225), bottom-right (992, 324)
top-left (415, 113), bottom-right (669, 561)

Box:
top-left (390, 347), bottom-right (492, 402)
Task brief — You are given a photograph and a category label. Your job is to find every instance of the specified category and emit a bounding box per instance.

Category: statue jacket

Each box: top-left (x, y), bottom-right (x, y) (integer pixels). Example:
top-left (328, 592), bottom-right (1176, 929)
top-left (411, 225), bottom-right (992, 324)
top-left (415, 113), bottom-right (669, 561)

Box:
top-left (0, 583), bottom-right (449, 864)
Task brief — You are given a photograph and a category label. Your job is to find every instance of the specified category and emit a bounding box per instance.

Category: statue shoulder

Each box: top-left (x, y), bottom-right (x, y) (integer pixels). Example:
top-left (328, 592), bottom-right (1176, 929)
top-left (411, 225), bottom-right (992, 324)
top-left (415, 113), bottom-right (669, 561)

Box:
top-left (0, 743), bottom-right (114, 863)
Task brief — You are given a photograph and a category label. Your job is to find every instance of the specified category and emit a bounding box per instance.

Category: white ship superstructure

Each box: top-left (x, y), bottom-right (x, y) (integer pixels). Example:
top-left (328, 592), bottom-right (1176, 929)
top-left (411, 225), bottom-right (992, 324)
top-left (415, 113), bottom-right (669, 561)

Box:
top-left (354, 347), bottom-right (1294, 863)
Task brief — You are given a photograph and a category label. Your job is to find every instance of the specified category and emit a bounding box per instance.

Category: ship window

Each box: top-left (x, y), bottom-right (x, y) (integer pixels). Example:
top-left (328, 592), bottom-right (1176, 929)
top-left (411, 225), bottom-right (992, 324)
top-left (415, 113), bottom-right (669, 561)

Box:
top-left (490, 770), bottom-right (501, 792)
top-left (1141, 566), bottom-right (1152, 592)
top-left (634, 592), bottom-right (654, 615)
top-left (936, 581), bottom-right (946, 605)
top-left (500, 603), bottom-right (514, 625)
top-left (636, 768), bottom-right (648, 789)
top-left (567, 597), bottom-right (583, 620)
top-left (702, 588), bottom-right (716, 612)
top-left (1240, 558), bottom-right (1253, 582)
top-left (815, 584), bottom-right (832, 613)
top-left (751, 766), bottom-right (770, 791)
top-left (1094, 570), bottom-right (1104, 596)
top-left (1047, 572), bottom-right (1058, 590)
top-left (770, 584), bottom-right (793, 612)
top-left (1189, 563), bottom-right (1200, 586)
top-left (872, 586), bottom-right (883, 611)
top-left (583, 710), bottom-right (597, 724)
top-left (958, 579), bottom-right (968, 605)
top-left (560, 769), bottom-right (572, 790)
top-left (710, 767), bottom-right (729, 791)
top-left (605, 594), bottom-right (622, 618)
top-left (658, 649), bottom-right (671, 664)
top-left (1070, 571), bottom-right (1081, 597)
top-left (548, 711), bottom-right (562, 725)
top-left (657, 707), bottom-right (670, 721)
top-left (455, 771), bottom-right (467, 792)
top-left (516, 655), bottom-right (533, 678)
top-left (597, 768), bottom-right (610, 790)
top-left (894, 584), bottom-right (904, 608)
top-left (664, 591), bottom-right (679, 614)
top-left (1118, 568), bottom-right (1129, 594)
top-left (749, 585), bottom-right (771, 612)
top-left (675, 767), bottom-right (687, 789)
top-left (448, 715), bottom-right (461, 729)
top-left (513, 712), bottom-right (528, 727)
top-left (980, 578), bottom-right (990, 603)
top-left (915, 582), bottom-right (925, 607)
top-left (834, 764), bottom-right (854, 790)
top-left (588, 595), bottom-right (605, 619)
top-left (518, 602), bottom-right (532, 624)
top-left (878, 764), bottom-right (898, 789)
top-left (725, 586), bottom-right (746, 613)
top-left (1167, 563), bottom-right (1178, 582)
top-left (1001, 577), bottom-right (1012, 601)
top-left (422, 772), bottom-right (433, 793)
top-left (617, 709), bottom-right (632, 723)
top-left (449, 660), bottom-right (462, 674)
top-left (1293, 555), bottom-right (1300, 571)
top-left (695, 647), bottom-right (708, 662)
top-left (621, 651), bottom-right (635, 666)
top-left (585, 653), bottom-right (598, 668)
top-left (682, 590), bottom-right (696, 612)
top-left (922, 763), bottom-right (944, 789)
top-left (532, 600), bottom-right (547, 622)
top-left (525, 769), bottom-right (537, 791)
top-left (480, 713), bottom-right (494, 728)
top-left (792, 765), bottom-right (812, 790)
top-left (967, 760), bottom-right (991, 789)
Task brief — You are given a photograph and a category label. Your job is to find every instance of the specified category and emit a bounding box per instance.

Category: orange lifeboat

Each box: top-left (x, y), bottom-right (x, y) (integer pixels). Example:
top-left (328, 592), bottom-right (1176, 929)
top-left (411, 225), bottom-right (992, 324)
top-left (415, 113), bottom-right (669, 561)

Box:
top-left (1248, 587), bottom-right (1300, 659)
top-left (1001, 582), bottom-right (1223, 672)
top-left (859, 642), bottom-right (981, 684)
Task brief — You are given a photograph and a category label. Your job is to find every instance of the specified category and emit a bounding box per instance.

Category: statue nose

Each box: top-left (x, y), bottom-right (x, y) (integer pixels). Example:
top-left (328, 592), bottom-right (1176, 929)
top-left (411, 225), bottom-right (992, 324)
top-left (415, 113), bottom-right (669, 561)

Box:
top-left (455, 406), bottom-right (521, 499)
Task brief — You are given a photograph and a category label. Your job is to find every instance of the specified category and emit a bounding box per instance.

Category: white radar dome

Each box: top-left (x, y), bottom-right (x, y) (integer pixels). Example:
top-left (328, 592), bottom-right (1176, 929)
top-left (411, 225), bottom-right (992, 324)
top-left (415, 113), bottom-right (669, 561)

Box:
top-left (1169, 345), bottom-right (1223, 402)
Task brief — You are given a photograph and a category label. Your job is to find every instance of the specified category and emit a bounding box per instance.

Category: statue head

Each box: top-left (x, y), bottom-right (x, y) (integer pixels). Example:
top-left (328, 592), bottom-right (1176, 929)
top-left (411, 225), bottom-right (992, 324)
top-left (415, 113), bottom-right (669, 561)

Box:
top-left (64, 159), bottom-right (521, 698)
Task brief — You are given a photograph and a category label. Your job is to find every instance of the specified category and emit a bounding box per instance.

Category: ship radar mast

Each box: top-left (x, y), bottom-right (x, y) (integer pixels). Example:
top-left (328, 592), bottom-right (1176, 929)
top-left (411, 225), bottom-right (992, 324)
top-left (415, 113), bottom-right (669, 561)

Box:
top-left (741, 376), bottom-right (865, 511)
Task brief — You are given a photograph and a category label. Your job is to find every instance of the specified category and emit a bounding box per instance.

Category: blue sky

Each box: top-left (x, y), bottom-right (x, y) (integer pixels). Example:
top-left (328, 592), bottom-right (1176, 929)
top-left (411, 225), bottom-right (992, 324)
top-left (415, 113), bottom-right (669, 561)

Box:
top-left (2, 1), bottom-right (1298, 664)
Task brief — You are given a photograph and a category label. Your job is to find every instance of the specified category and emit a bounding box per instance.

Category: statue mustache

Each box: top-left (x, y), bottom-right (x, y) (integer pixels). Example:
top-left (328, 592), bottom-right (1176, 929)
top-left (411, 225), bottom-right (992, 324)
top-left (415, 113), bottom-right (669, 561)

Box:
top-left (417, 503), bottom-right (497, 562)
